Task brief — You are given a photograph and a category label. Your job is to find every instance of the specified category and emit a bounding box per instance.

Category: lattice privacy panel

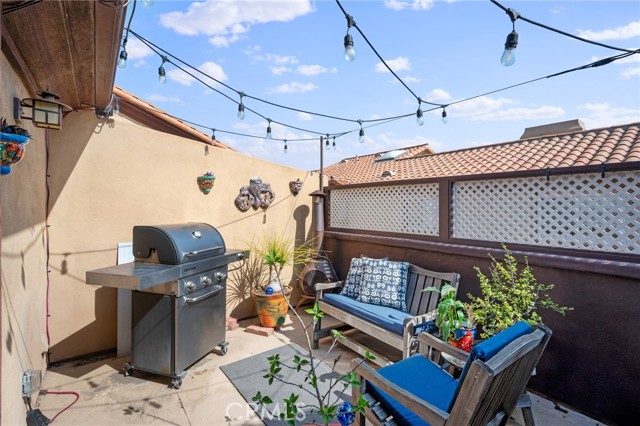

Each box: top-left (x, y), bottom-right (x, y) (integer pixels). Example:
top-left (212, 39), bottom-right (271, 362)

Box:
top-left (452, 171), bottom-right (640, 254)
top-left (329, 184), bottom-right (439, 236)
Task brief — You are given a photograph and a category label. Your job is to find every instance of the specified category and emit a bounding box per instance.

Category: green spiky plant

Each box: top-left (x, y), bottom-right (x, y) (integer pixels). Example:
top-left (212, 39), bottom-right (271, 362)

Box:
top-left (469, 245), bottom-right (572, 339)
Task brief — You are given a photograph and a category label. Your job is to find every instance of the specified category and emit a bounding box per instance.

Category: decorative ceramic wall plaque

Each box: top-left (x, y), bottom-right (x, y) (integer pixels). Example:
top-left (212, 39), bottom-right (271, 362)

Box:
top-left (1, 118), bottom-right (31, 175)
top-left (289, 179), bottom-right (303, 196)
top-left (234, 176), bottom-right (276, 211)
top-left (197, 172), bottom-right (216, 194)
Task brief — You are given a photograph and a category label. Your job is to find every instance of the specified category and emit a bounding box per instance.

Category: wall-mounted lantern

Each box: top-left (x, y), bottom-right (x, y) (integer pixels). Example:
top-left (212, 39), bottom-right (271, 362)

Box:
top-left (13, 90), bottom-right (71, 130)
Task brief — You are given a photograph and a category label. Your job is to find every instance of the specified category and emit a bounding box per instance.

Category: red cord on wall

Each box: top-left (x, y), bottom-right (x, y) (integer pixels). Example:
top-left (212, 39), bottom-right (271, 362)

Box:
top-left (40, 390), bottom-right (80, 423)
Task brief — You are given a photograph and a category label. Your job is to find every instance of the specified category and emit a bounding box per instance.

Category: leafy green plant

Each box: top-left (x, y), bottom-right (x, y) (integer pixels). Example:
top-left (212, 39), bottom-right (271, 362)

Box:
top-left (253, 303), bottom-right (370, 425)
top-left (425, 284), bottom-right (468, 342)
top-left (469, 245), bottom-right (572, 339)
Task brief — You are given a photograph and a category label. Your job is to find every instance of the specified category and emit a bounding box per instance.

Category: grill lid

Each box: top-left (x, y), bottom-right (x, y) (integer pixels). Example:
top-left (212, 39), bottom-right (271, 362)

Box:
top-left (133, 223), bottom-right (225, 265)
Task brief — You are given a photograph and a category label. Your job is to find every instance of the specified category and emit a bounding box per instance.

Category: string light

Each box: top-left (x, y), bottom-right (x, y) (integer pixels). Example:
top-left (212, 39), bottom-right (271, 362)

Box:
top-left (441, 108), bottom-right (448, 124)
top-left (501, 8), bottom-right (520, 66)
top-left (141, 0), bottom-right (154, 7)
top-left (158, 55), bottom-right (167, 84)
top-left (326, 134), bottom-right (330, 150)
top-left (211, 128), bottom-right (216, 141)
top-left (118, 42), bottom-right (128, 69)
top-left (284, 139), bottom-right (288, 154)
top-left (358, 120), bottom-right (364, 143)
top-left (237, 92), bottom-right (245, 120)
top-left (333, 137), bottom-right (336, 150)
top-left (112, 96), bottom-right (120, 116)
top-left (343, 14), bottom-right (356, 62)
top-left (266, 119), bottom-right (272, 140)
top-left (416, 99), bottom-right (424, 126)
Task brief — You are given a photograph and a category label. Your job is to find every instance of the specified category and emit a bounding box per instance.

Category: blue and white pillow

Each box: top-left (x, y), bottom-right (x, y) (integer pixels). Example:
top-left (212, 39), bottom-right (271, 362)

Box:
top-left (340, 257), bottom-right (366, 299)
top-left (357, 259), bottom-right (409, 312)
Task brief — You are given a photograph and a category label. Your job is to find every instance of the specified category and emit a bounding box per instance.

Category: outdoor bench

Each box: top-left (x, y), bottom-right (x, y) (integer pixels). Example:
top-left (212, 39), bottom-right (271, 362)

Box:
top-left (313, 257), bottom-right (460, 366)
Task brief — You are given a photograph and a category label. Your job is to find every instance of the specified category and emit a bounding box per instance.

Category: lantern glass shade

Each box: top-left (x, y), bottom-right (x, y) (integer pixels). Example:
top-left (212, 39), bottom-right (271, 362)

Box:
top-left (16, 90), bottom-right (71, 130)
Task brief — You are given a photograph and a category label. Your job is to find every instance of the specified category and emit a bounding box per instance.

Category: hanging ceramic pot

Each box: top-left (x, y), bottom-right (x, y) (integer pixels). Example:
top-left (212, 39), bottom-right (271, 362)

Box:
top-left (197, 172), bottom-right (216, 194)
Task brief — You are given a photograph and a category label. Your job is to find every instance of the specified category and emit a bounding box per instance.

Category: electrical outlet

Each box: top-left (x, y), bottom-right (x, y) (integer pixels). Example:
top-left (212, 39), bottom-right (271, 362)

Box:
top-left (22, 369), bottom-right (42, 398)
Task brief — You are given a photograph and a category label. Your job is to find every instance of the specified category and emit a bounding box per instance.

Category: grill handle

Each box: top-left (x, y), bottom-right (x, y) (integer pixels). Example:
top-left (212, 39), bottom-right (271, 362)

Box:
top-left (185, 246), bottom-right (225, 258)
top-left (185, 285), bottom-right (223, 303)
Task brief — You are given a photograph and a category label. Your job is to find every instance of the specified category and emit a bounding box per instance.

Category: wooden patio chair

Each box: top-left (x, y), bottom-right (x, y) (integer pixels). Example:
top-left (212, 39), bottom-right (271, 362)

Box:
top-left (351, 322), bottom-right (552, 426)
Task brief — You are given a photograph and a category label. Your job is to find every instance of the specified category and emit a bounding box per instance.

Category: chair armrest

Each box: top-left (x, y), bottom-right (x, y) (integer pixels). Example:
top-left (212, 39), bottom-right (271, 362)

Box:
top-left (403, 311), bottom-right (438, 327)
top-left (351, 358), bottom-right (448, 426)
top-left (417, 332), bottom-right (470, 364)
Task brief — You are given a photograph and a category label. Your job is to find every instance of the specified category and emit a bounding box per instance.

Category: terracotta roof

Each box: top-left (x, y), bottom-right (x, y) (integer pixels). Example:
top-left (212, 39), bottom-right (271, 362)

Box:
top-left (323, 122), bottom-right (640, 184)
top-left (113, 86), bottom-right (234, 150)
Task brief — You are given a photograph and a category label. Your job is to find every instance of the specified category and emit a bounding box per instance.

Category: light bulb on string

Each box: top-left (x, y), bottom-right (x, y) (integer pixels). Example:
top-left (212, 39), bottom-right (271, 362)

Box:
top-left (284, 140), bottom-right (288, 154)
top-left (113, 96), bottom-right (120, 116)
top-left (501, 9), bottom-right (520, 67)
top-left (266, 119), bottom-right (272, 140)
top-left (211, 129), bottom-right (216, 142)
top-left (416, 109), bottom-right (424, 126)
top-left (441, 108), bottom-right (448, 124)
top-left (117, 49), bottom-right (128, 69)
top-left (358, 121), bottom-right (365, 143)
top-left (158, 56), bottom-right (167, 84)
top-left (326, 134), bottom-right (330, 151)
top-left (237, 92), bottom-right (245, 120)
top-left (141, 0), bottom-right (154, 7)
top-left (333, 137), bottom-right (336, 150)
top-left (343, 15), bottom-right (356, 62)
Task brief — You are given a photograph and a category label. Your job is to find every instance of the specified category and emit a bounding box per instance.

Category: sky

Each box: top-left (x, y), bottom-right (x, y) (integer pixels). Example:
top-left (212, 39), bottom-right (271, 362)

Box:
top-left (114, 0), bottom-right (640, 171)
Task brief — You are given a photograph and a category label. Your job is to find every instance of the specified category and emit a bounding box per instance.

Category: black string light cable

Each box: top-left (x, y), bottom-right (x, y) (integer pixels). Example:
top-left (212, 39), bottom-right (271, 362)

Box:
top-left (490, 0), bottom-right (640, 54)
top-left (334, 0), bottom-right (444, 108)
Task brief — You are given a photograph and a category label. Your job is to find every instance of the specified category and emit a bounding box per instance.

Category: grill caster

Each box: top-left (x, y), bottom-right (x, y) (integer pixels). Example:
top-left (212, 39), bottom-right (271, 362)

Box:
top-left (171, 377), bottom-right (182, 389)
top-left (218, 341), bottom-right (228, 356)
top-left (123, 363), bottom-right (134, 377)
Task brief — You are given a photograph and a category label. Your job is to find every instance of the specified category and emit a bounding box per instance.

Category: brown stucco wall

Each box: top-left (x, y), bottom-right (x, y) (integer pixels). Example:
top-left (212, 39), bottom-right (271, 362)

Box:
top-left (0, 55), bottom-right (49, 425)
top-left (323, 232), bottom-right (640, 426)
top-left (45, 111), bottom-right (316, 362)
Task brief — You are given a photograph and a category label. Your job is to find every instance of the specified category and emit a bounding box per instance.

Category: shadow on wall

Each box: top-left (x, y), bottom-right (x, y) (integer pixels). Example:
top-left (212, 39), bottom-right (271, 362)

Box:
top-left (48, 286), bottom-right (117, 366)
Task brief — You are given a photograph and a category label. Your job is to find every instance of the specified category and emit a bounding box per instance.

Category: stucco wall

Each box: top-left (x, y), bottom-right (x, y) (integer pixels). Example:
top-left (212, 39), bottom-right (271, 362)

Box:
top-left (45, 111), bottom-right (316, 362)
top-left (0, 55), bottom-right (49, 425)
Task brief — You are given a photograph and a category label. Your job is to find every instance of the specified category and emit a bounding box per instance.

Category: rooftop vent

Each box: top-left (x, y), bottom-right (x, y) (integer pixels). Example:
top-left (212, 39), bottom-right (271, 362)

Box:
top-left (374, 149), bottom-right (407, 162)
top-left (520, 119), bottom-right (586, 139)
top-left (381, 170), bottom-right (396, 178)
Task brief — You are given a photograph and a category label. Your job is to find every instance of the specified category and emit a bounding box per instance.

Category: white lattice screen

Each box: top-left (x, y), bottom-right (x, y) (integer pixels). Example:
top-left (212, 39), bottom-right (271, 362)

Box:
top-left (329, 184), bottom-right (439, 236)
top-left (451, 171), bottom-right (640, 254)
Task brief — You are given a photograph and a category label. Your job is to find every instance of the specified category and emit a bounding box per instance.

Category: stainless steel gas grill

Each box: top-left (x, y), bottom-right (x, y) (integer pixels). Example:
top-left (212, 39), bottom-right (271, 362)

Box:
top-left (86, 223), bottom-right (247, 389)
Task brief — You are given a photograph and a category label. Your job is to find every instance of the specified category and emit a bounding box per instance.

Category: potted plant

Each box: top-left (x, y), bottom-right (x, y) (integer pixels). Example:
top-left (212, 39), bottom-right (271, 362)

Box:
top-left (469, 244), bottom-right (572, 339)
top-left (426, 284), bottom-right (475, 351)
top-left (249, 233), bottom-right (316, 328)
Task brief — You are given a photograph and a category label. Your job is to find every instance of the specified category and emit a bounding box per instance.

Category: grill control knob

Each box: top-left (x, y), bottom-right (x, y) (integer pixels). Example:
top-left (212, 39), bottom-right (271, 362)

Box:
top-left (202, 276), bottom-right (212, 286)
top-left (215, 272), bottom-right (227, 282)
top-left (185, 281), bottom-right (196, 292)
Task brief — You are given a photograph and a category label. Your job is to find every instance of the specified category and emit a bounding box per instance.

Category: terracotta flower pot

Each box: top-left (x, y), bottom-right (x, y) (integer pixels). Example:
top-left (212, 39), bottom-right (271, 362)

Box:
top-left (449, 327), bottom-right (476, 353)
top-left (252, 286), bottom-right (292, 328)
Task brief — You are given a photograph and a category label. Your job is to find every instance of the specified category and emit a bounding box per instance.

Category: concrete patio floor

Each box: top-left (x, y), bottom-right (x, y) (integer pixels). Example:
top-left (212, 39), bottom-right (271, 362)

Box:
top-left (33, 308), bottom-right (606, 426)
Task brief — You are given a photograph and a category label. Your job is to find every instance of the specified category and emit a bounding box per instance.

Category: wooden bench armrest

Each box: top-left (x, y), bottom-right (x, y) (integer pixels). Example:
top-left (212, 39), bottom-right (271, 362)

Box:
top-left (417, 332), bottom-right (470, 364)
top-left (403, 311), bottom-right (437, 327)
top-left (351, 358), bottom-right (448, 426)
top-left (315, 281), bottom-right (344, 292)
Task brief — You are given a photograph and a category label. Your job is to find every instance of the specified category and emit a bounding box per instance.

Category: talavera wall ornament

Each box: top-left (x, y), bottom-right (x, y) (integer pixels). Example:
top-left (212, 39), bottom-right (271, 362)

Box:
top-left (197, 172), bottom-right (216, 194)
top-left (289, 179), bottom-right (303, 196)
top-left (1, 117), bottom-right (31, 175)
top-left (235, 176), bottom-right (275, 211)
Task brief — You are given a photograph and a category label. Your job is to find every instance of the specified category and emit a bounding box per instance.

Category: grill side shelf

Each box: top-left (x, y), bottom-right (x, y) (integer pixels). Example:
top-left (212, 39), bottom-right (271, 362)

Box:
top-left (86, 263), bottom-right (181, 290)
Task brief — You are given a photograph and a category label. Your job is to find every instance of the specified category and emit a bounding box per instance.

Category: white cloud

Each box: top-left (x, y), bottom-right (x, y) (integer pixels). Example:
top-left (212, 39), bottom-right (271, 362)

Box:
top-left (621, 67), bottom-right (640, 79)
top-left (271, 66), bottom-right (292, 76)
top-left (375, 57), bottom-right (411, 73)
top-left (384, 0), bottom-right (435, 11)
top-left (579, 102), bottom-right (640, 128)
top-left (549, 6), bottom-right (565, 15)
top-left (126, 38), bottom-right (153, 60)
top-left (296, 65), bottom-right (337, 76)
top-left (297, 112), bottom-right (312, 121)
top-left (266, 82), bottom-right (317, 94)
top-left (147, 94), bottom-right (183, 104)
top-left (160, 0), bottom-right (313, 48)
top-left (425, 88), bottom-right (452, 102)
top-left (403, 76), bottom-right (422, 83)
top-left (577, 21), bottom-right (640, 41)
top-left (469, 106), bottom-right (565, 121)
top-left (168, 61), bottom-right (228, 87)
top-left (448, 96), bottom-right (514, 118)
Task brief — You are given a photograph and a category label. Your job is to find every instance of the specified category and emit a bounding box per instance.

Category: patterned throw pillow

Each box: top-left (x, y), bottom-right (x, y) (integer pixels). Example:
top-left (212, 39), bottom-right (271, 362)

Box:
top-left (357, 259), bottom-right (409, 312)
top-left (340, 257), bottom-right (367, 299)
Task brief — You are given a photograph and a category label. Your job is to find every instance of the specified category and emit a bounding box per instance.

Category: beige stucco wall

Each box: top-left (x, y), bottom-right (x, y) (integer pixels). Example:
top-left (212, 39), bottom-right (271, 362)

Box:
top-left (45, 111), bottom-right (317, 362)
top-left (0, 55), bottom-right (49, 425)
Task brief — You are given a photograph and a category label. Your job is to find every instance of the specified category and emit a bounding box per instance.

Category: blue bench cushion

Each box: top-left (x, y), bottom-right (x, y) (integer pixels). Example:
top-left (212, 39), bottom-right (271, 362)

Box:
top-left (322, 293), bottom-right (412, 336)
top-left (367, 355), bottom-right (458, 426)
top-left (448, 321), bottom-right (534, 411)
top-left (358, 259), bottom-right (409, 312)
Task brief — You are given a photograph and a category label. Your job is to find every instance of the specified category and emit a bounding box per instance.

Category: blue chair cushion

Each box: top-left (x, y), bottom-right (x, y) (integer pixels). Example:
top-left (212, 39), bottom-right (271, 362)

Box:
top-left (448, 321), bottom-right (534, 411)
top-left (358, 259), bottom-right (409, 311)
top-left (367, 355), bottom-right (458, 426)
top-left (322, 293), bottom-right (412, 335)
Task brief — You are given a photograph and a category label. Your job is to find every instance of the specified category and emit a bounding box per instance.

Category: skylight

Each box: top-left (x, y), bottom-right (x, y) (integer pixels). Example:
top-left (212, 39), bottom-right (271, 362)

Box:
top-left (374, 149), bottom-right (406, 162)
